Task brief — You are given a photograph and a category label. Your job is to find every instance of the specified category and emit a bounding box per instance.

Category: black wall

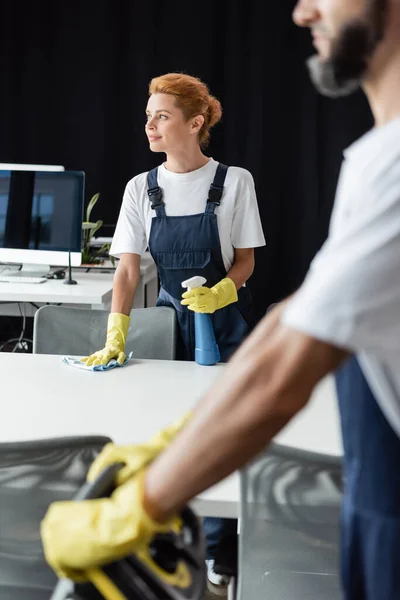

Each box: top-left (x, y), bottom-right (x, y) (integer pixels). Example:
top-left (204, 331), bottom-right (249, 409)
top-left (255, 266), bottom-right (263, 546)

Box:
top-left (0, 0), bottom-right (373, 323)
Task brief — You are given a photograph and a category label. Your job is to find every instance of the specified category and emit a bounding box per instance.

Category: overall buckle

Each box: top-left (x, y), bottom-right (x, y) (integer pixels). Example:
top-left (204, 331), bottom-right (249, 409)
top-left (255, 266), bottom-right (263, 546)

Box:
top-left (148, 186), bottom-right (164, 209)
top-left (207, 184), bottom-right (223, 205)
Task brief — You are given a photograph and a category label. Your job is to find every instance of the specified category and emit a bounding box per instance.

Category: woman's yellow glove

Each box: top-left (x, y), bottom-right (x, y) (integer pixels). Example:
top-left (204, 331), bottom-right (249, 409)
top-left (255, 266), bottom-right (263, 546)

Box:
top-left (181, 277), bottom-right (238, 314)
top-left (87, 412), bottom-right (192, 486)
top-left (82, 313), bottom-right (130, 366)
top-left (40, 470), bottom-right (185, 585)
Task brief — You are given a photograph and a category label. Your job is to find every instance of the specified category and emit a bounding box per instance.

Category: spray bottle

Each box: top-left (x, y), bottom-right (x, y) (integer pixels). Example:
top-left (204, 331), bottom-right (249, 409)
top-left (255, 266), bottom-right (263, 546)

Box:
top-left (182, 276), bottom-right (221, 366)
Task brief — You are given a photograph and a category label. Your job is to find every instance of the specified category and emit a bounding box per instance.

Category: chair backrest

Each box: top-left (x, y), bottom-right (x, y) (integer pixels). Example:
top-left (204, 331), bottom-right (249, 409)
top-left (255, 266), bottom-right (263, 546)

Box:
top-left (33, 305), bottom-right (177, 359)
top-left (0, 435), bottom-right (111, 598)
top-left (238, 442), bottom-right (343, 600)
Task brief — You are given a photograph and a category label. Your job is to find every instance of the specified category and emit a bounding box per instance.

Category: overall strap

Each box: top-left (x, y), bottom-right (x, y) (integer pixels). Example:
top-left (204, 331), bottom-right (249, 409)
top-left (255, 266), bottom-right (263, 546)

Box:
top-left (147, 167), bottom-right (166, 217)
top-left (205, 163), bottom-right (229, 214)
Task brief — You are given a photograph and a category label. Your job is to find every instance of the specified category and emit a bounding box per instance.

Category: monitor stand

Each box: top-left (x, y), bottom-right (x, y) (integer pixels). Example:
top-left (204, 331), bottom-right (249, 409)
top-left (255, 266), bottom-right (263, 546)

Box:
top-left (7, 263), bottom-right (51, 278)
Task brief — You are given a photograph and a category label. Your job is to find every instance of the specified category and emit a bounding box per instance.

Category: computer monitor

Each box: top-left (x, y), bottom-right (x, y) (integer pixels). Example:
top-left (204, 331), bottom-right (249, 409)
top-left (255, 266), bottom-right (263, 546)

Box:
top-left (0, 169), bottom-right (84, 275)
top-left (0, 163), bottom-right (65, 172)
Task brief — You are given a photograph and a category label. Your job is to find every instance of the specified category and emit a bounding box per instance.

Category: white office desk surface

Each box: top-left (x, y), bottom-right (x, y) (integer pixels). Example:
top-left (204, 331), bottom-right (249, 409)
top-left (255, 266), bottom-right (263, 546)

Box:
top-left (275, 374), bottom-right (342, 457)
top-left (0, 271), bottom-right (114, 306)
top-left (0, 252), bottom-right (158, 312)
top-left (0, 353), bottom-right (342, 517)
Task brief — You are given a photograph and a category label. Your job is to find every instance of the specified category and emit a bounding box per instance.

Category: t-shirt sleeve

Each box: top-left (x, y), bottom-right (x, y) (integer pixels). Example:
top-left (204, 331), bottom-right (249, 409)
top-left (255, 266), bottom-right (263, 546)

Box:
top-left (110, 181), bottom-right (147, 258)
top-left (231, 170), bottom-right (266, 249)
top-left (282, 167), bottom-right (400, 355)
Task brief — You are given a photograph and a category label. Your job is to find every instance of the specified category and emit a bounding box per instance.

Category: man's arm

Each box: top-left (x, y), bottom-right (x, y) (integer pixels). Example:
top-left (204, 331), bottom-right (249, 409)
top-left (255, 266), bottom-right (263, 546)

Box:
top-left (144, 305), bottom-right (348, 522)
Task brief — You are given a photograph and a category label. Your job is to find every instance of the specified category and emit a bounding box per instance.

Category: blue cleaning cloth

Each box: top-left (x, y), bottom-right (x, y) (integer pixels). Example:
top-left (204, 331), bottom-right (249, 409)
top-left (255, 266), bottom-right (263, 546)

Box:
top-left (61, 351), bottom-right (133, 372)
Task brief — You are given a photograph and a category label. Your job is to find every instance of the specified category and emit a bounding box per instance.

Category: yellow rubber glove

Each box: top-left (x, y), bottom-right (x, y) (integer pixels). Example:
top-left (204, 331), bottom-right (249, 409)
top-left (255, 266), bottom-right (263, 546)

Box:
top-left (87, 411), bottom-right (192, 486)
top-left (181, 277), bottom-right (238, 314)
top-left (40, 470), bottom-right (190, 589)
top-left (82, 313), bottom-right (130, 366)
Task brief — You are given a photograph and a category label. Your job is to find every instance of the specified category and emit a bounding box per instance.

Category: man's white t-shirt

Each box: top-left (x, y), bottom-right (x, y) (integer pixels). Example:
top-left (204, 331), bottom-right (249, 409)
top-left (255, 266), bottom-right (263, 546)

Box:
top-left (110, 158), bottom-right (266, 272)
top-left (283, 116), bottom-right (400, 438)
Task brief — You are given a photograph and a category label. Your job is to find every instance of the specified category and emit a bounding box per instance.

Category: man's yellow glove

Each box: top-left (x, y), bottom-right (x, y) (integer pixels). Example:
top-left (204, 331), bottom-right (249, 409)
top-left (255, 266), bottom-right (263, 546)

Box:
top-left (87, 411), bottom-right (192, 486)
top-left (181, 277), bottom-right (238, 314)
top-left (82, 313), bottom-right (130, 366)
top-left (40, 470), bottom-right (188, 587)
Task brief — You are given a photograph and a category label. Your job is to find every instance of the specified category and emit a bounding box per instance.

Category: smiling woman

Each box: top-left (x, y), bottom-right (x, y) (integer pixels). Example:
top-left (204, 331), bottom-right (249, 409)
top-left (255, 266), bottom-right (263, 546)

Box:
top-left (97, 72), bottom-right (265, 368)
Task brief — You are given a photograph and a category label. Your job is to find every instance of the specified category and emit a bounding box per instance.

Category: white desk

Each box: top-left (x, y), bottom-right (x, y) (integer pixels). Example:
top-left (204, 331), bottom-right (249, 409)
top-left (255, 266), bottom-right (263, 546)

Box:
top-left (0, 252), bottom-right (158, 316)
top-left (0, 271), bottom-right (114, 312)
top-left (274, 374), bottom-right (342, 457)
top-left (0, 353), bottom-right (342, 517)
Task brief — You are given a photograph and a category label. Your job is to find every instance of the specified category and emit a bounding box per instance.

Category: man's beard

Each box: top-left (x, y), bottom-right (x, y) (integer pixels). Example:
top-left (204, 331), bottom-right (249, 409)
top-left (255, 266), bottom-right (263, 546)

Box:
top-left (307, 0), bottom-right (388, 98)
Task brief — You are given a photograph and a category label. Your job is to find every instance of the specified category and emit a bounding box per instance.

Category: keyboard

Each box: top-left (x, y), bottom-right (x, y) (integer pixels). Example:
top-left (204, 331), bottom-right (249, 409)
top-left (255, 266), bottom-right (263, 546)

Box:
top-left (0, 275), bottom-right (47, 284)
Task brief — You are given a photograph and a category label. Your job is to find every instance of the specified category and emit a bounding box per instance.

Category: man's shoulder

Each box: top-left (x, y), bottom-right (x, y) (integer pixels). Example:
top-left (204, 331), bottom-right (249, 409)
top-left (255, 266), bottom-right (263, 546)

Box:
top-left (365, 153), bottom-right (400, 201)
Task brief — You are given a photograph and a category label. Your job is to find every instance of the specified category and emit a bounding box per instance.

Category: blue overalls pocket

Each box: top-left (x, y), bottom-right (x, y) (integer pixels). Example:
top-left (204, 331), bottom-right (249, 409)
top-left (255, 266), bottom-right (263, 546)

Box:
top-left (157, 250), bottom-right (211, 300)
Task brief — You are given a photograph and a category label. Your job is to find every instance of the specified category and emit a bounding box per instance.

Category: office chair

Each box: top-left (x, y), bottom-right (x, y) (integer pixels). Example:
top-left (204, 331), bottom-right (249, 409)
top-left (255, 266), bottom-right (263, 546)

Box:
top-left (33, 305), bottom-right (177, 360)
top-left (0, 436), bottom-right (111, 599)
top-left (238, 442), bottom-right (343, 600)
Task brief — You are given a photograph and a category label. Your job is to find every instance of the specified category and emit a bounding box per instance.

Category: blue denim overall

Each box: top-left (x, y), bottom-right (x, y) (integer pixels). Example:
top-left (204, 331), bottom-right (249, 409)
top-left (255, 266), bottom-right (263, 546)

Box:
top-left (335, 356), bottom-right (400, 599)
top-left (147, 162), bottom-right (253, 362)
top-left (147, 162), bottom-right (253, 559)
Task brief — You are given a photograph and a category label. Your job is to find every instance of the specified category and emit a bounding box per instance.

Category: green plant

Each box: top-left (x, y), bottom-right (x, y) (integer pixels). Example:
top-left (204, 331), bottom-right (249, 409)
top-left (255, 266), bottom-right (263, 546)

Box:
top-left (82, 193), bottom-right (115, 266)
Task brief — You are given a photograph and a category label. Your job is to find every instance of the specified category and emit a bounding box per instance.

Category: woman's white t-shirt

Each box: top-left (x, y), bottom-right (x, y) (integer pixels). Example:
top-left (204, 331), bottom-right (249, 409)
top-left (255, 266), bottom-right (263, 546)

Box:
top-left (110, 158), bottom-right (266, 272)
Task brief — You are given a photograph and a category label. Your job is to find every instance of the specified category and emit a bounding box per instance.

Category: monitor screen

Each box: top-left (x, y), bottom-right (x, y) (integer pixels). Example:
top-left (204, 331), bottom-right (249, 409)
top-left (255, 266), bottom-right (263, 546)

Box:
top-left (0, 170), bottom-right (84, 254)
